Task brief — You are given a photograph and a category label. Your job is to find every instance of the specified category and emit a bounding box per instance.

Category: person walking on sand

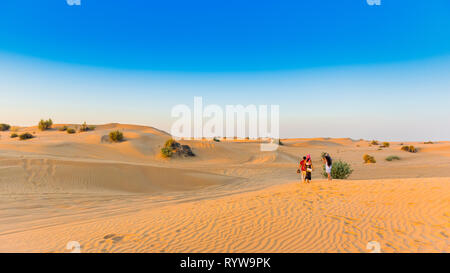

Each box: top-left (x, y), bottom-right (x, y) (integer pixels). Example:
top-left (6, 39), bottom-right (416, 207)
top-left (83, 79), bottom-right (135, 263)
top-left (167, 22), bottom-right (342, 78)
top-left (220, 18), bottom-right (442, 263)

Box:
top-left (323, 153), bottom-right (333, 181)
top-left (298, 156), bottom-right (307, 183)
top-left (305, 154), bottom-right (313, 184)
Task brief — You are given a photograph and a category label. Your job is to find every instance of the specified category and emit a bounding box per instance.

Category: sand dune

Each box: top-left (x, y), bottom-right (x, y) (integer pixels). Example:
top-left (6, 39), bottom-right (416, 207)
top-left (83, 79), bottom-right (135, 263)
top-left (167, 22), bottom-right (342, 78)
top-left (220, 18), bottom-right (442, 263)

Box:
top-left (0, 124), bottom-right (449, 252)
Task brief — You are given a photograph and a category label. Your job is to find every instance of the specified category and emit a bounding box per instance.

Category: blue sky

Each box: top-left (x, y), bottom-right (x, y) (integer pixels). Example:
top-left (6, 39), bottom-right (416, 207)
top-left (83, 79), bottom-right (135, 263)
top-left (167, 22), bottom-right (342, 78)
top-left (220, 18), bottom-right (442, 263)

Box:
top-left (1, 0), bottom-right (449, 140)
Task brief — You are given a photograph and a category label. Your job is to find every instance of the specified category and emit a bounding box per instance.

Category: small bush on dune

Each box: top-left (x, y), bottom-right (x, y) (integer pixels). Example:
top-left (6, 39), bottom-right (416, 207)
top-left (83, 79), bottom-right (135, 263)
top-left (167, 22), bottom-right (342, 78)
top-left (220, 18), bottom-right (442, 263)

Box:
top-left (109, 130), bottom-right (124, 142)
top-left (213, 137), bottom-right (220, 142)
top-left (19, 132), bottom-right (34, 140)
top-left (0, 124), bottom-right (11, 131)
top-left (322, 160), bottom-right (353, 179)
top-left (165, 138), bottom-right (176, 148)
top-left (10, 133), bottom-right (18, 138)
top-left (160, 147), bottom-right (173, 158)
top-left (363, 154), bottom-right (376, 163)
top-left (160, 138), bottom-right (195, 158)
top-left (38, 119), bottom-right (53, 131)
top-left (381, 142), bottom-right (390, 148)
top-left (401, 145), bottom-right (417, 153)
top-left (386, 155), bottom-right (400, 161)
top-left (79, 122), bottom-right (95, 132)
top-left (58, 126), bottom-right (68, 131)
top-left (67, 128), bottom-right (76, 134)
top-left (424, 141), bottom-right (434, 144)
top-left (371, 140), bottom-right (379, 145)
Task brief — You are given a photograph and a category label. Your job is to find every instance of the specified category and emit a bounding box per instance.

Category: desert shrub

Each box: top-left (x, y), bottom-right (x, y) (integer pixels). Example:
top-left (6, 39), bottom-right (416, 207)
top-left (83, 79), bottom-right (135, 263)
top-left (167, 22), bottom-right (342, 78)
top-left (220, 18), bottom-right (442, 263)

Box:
top-left (424, 141), bottom-right (434, 144)
top-left (10, 133), bottom-right (18, 138)
top-left (401, 145), bottom-right (417, 153)
top-left (322, 160), bottom-right (353, 179)
top-left (109, 130), bottom-right (124, 142)
top-left (386, 155), bottom-right (400, 161)
top-left (79, 122), bottom-right (96, 132)
top-left (363, 154), bottom-right (376, 163)
top-left (160, 147), bottom-right (173, 158)
top-left (58, 126), bottom-right (68, 131)
top-left (0, 124), bottom-right (11, 131)
top-left (213, 137), bottom-right (220, 142)
top-left (38, 119), bottom-right (53, 131)
top-left (381, 142), bottom-right (390, 148)
top-left (371, 140), bottom-right (379, 145)
top-left (19, 132), bottom-right (34, 140)
top-left (165, 138), bottom-right (176, 148)
top-left (67, 128), bottom-right (76, 134)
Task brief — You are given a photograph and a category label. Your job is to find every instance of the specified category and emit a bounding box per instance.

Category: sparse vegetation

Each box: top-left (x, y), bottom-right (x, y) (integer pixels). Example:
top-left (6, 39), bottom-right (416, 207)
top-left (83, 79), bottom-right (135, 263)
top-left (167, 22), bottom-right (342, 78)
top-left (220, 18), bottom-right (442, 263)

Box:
top-left (19, 132), bottom-right (34, 140)
top-left (67, 128), bottom-right (76, 134)
top-left (401, 145), bottom-right (417, 153)
top-left (371, 140), bottom-right (379, 145)
top-left (363, 154), bottom-right (376, 163)
top-left (424, 141), bottom-right (434, 144)
top-left (160, 138), bottom-right (195, 158)
top-left (109, 130), bottom-right (124, 142)
top-left (58, 125), bottom-right (68, 131)
top-left (381, 142), bottom-right (390, 148)
top-left (165, 138), bottom-right (176, 148)
top-left (160, 147), bottom-right (173, 158)
top-left (78, 122), bottom-right (95, 132)
top-left (10, 133), bottom-right (18, 138)
top-left (38, 119), bottom-right (53, 131)
top-left (322, 160), bottom-right (353, 179)
top-left (0, 124), bottom-right (11, 131)
top-left (213, 137), bottom-right (220, 142)
top-left (386, 155), bottom-right (401, 161)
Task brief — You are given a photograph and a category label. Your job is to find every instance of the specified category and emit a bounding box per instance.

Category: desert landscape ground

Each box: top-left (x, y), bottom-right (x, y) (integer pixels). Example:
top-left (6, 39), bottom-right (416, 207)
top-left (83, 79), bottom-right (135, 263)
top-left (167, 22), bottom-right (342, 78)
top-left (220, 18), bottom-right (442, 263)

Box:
top-left (0, 123), bottom-right (449, 253)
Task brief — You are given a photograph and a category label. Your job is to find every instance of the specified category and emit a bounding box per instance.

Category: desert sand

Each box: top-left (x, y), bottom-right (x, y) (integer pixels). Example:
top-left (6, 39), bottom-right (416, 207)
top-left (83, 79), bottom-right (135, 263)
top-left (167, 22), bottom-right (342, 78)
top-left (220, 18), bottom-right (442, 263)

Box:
top-left (0, 124), bottom-right (449, 253)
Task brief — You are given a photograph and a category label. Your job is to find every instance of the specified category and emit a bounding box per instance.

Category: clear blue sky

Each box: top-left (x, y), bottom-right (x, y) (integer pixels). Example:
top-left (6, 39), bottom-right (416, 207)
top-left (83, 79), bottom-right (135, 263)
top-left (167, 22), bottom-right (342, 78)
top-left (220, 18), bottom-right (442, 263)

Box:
top-left (1, 0), bottom-right (449, 140)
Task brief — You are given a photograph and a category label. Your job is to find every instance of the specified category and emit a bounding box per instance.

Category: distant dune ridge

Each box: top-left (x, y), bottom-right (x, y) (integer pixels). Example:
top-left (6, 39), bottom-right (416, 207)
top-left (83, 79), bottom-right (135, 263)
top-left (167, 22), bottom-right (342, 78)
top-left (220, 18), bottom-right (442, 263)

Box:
top-left (0, 123), bottom-right (449, 252)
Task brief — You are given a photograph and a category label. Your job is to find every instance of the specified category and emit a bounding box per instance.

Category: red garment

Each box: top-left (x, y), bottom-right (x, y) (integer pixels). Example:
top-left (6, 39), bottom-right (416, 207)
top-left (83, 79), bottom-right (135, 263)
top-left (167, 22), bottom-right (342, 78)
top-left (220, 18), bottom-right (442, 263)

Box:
top-left (300, 160), bottom-right (306, 171)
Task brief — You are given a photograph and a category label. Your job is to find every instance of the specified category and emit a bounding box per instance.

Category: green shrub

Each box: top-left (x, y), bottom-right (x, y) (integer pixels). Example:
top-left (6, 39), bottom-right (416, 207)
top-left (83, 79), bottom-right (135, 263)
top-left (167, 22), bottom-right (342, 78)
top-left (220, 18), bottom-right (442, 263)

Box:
top-left (371, 140), bottom-right (379, 145)
top-left (213, 137), bottom-right (220, 142)
top-left (363, 154), bottom-right (376, 163)
top-left (424, 141), bottom-right (434, 144)
top-left (0, 124), bottom-right (11, 131)
top-left (38, 119), bottom-right (53, 131)
top-left (58, 126), bottom-right (68, 131)
top-left (67, 128), bottom-right (76, 134)
top-left (109, 130), bottom-right (124, 142)
top-left (10, 133), bottom-right (18, 138)
top-left (322, 160), bottom-right (353, 179)
top-left (164, 138), bottom-right (176, 148)
top-left (79, 122), bottom-right (95, 132)
top-left (381, 142), bottom-right (390, 148)
top-left (160, 147), bottom-right (173, 158)
top-left (401, 145), bottom-right (417, 153)
top-left (19, 132), bottom-right (34, 140)
top-left (386, 155), bottom-right (400, 161)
